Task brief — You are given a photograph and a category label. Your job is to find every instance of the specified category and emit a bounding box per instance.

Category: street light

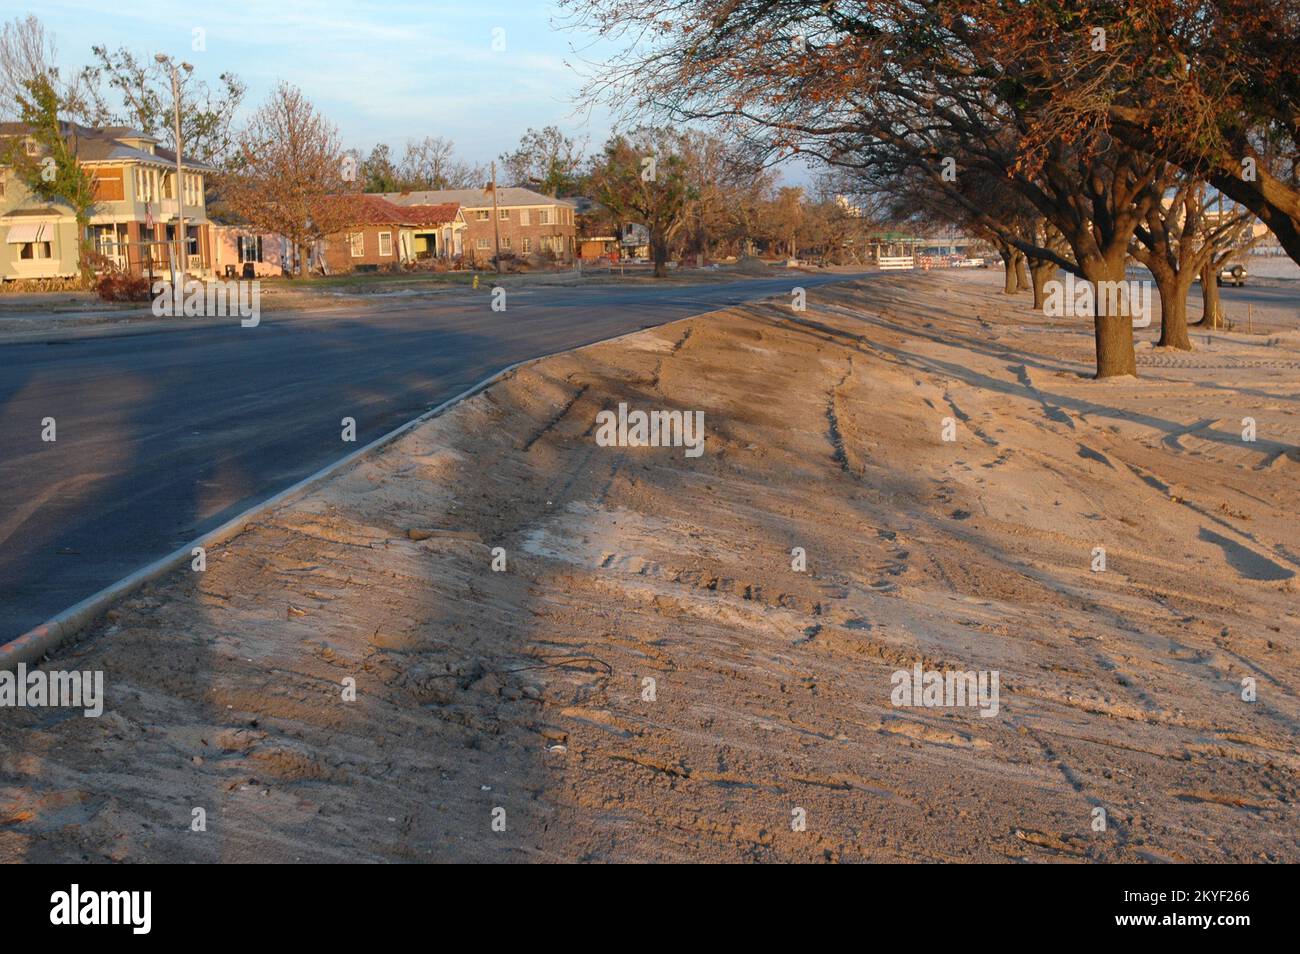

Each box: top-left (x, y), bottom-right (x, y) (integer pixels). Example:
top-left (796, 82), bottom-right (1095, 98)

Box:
top-left (155, 54), bottom-right (193, 283)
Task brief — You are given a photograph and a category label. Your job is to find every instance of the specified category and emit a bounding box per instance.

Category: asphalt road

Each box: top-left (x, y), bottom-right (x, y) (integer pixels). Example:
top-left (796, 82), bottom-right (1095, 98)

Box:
top-left (0, 273), bottom-right (864, 639)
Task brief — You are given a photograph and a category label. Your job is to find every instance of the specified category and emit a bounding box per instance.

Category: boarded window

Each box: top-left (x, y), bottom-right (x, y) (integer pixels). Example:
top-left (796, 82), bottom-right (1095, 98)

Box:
top-left (92, 168), bottom-right (125, 201)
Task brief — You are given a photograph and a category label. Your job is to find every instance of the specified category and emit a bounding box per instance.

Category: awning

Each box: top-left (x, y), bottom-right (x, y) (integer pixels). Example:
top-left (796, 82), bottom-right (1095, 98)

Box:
top-left (4, 222), bottom-right (46, 244)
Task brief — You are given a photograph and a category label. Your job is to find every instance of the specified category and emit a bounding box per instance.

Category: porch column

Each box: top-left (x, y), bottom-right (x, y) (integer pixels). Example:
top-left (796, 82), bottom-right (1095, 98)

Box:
top-left (200, 225), bottom-right (212, 274)
top-left (125, 221), bottom-right (142, 276)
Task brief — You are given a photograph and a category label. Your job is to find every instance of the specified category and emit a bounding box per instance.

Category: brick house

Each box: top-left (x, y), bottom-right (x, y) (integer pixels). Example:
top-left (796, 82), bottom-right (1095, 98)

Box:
top-left (316, 195), bottom-right (464, 273)
top-left (383, 187), bottom-right (577, 264)
top-left (0, 122), bottom-right (217, 281)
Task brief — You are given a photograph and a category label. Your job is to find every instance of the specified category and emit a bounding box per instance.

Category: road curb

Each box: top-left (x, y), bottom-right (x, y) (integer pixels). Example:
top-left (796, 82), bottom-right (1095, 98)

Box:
top-left (0, 309), bottom-right (716, 671)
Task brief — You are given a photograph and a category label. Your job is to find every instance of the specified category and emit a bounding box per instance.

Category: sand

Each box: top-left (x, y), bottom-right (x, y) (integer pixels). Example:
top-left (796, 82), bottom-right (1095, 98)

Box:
top-left (1, 269), bottom-right (1297, 862)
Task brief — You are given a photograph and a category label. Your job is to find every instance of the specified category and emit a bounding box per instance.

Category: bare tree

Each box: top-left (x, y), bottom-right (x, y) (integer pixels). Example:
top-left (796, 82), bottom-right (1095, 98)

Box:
top-left (565, 0), bottom-right (1166, 377)
top-left (401, 137), bottom-right (454, 190)
top-left (500, 126), bottom-right (584, 196)
top-left (76, 45), bottom-right (245, 168)
top-left (0, 15), bottom-right (68, 120)
top-left (221, 83), bottom-right (355, 277)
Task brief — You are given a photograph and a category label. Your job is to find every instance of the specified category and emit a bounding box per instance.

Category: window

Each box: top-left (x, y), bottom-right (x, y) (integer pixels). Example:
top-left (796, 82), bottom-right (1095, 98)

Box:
top-left (238, 235), bottom-right (263, 263)
top-left (476, 237), bottom-right (490, 249)
top-left (134, 168), bottom-right (159, 203)
top-left (475, 210), bottom-right (490, 221)
top-left (499, 208), bottom-right (509, 220)
top-left (539, 209), bottom-right (551, 225)
top-left (19, 241), bottom-right (52, 259)
top-left (522, 237), bottom-right (531, 253)
top-left (378, 231), bottom-right (393, 256)
top-left (162, 173), bottom-right (174, 199)
top-left (24, 139), bottom-right (38, 156)
top-left (349, 232), bottom-right (365, 257)
top-left (519, 209), bottom-right (530, 226)
top-left (501, 237), bottom-right (511, 249)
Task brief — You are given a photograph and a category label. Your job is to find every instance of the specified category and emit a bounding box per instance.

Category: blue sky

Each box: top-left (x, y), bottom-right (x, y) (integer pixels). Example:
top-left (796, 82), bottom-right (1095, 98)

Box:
top-left (21, 0), bottom-right (624, 168)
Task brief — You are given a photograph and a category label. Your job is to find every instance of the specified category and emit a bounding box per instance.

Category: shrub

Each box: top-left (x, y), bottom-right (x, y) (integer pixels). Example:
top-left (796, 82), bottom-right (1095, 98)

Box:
top-left (95, 271), bottom-right (152, 302)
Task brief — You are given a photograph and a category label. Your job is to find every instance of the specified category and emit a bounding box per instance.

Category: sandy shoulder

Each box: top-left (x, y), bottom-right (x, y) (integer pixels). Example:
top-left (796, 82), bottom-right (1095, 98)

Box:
top-left (2, 271), bottom-right (1297, 862)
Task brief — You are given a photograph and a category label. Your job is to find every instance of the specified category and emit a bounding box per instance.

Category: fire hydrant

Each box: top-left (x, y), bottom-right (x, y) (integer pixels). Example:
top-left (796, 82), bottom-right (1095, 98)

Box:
top-left (472, 274), bottom-right (480, 290)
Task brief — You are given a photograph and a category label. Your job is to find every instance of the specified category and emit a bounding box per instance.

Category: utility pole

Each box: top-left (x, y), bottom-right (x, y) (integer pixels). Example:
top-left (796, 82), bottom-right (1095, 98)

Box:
top-left (490, 160), bottom-right (501, 274)
top-left (156, 54), bottom-right (193, 282)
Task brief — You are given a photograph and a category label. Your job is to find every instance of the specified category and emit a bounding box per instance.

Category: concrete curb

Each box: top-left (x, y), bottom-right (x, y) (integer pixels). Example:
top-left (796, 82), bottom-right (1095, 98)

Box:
top-left (0, 310), bottom-right (711, 671)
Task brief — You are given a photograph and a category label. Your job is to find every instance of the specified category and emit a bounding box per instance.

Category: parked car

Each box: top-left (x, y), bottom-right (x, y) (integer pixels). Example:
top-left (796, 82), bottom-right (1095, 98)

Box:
top-left (1218, 263), bottom-right (1247, 287)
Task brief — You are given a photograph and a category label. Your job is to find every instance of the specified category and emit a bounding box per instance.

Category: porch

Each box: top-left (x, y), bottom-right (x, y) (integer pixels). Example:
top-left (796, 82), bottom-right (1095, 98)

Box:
top-left (91, 221), bottom-right (214, 277)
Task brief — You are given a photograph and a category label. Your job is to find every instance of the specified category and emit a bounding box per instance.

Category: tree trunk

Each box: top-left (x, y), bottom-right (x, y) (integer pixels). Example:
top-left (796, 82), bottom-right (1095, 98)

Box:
top-left (1197, 260), bottom-right (1224, 328)
top-left (76, 217), bottom-right (95, 289)
top-left (1014, 252), bottom-right (1029, 294)
top-left (1030, 260), bottom-right (1056, 310)
top-left (999, 246), bottom-right (1018, 294)
top-left (1084, 260), bottom-right (1138, 378)
top-left (1152, 269), bottom-right (1193, 350)
top-left (652, 237), bottom-right (668, 279)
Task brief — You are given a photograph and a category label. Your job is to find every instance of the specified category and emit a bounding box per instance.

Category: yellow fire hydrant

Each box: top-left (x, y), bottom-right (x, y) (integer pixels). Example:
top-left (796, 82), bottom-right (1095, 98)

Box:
top-left (472, 274), bottom-right (480, 290)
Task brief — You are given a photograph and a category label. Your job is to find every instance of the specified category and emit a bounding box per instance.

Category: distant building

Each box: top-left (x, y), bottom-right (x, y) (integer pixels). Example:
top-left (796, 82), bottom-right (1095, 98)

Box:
top-left (834, 194), bottom-right (864, 218)
top-left (383, 187), bottom-right (577, 263)
top-left (315, 194), bottom-right (465, 273)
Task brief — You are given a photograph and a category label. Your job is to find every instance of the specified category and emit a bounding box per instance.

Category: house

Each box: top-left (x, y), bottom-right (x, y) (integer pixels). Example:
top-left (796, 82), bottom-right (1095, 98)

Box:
top-left (383, 187), bottom-right (577, 263)
top-left (401, 202), bottom-right (465, 261)
top-left (579, 237), bottom-right (621, 260)
top-left (0, 122), bottom-right (217, 282)
top-left (620, 222), bottom-right (651, 260)
top-left (211, 223), bottom-right (294, 278)
top-left (316, 195), bottom-right (465, 273)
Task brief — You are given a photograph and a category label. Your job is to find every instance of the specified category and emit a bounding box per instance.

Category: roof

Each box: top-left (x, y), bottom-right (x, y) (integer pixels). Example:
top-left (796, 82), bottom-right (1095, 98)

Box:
top-left (0, 121), bottom-right (217, 172)
top-left (318, 195), bottom-right (464, 229)
top-left (383, 187), bottom-right (576, 209)
top-left (402, 203), bottom-right (461, 227)
top-left (0, 205), bottom-right (68, 218)
top-left (321, 194), bottom-right (412, 227)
